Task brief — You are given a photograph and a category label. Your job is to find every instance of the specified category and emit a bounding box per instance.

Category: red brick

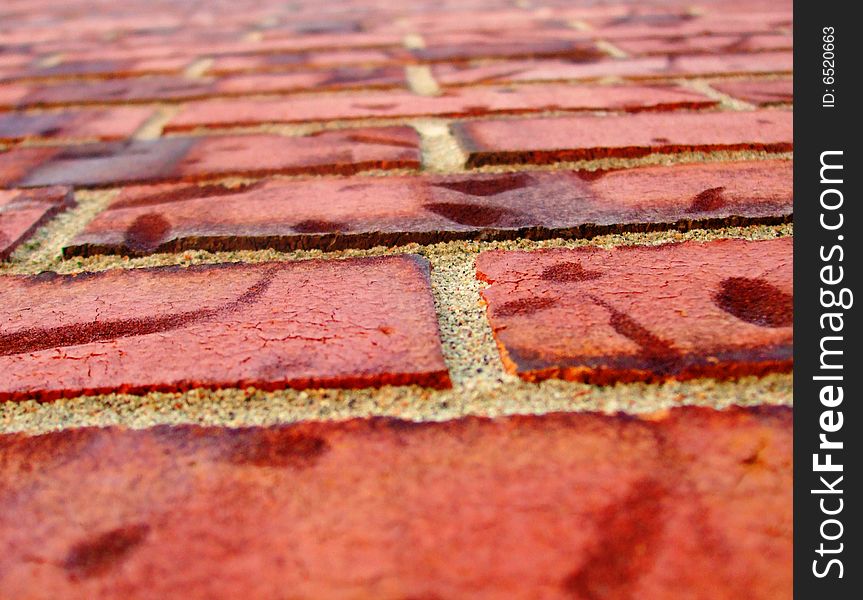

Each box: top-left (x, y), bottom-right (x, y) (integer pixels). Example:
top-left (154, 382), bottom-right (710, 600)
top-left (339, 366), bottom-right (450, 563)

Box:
top-left (64, 161), bottom-right (791, 256)
top-left (712, 79), bottom-right (793, 106)
top-left (476, 237), bottom-right (792, 384)
top-left (669, 52), bottom-right (793, 77)
top-left (453, 110), bottom-right (792, 167)
top-left (0, 406), bottom-right (792, 598)
top-left (165, 84), bottom-right (715, 131)
top-left (587, 13), bottom-right (792, 39)
top-left (0, 255), bottom-right (449, 401)
top-left (613, 34), bottom-right (792, 57)
top-left (174, 128), bottom-right (420, 180)
top-left (0, 83), bottom-right (31, 108)
top-left (212, 66), bottom-right (407, 95)
top-left (256, 30), bottom-right (405, 50)
top-left (0, 54), bottom-right (33, 69)
top-left (433, 52), bottom-right (793, 86)
top-left (13, 57), bottom-right (191, 81)
top-left (413, 38), bottom-right (606, 63)
top-left (4, 78), bottom-right (214, 109)
top-left (0, 186), bottom-right (74, 260)
top-left (0, 107), bottom-right (154, 142)
top-left (0, 147), bottom-right (60, 188)
top-left (2, 68), bottom-right (407, 109)
top-left (2, 127), bottom-right (421, 188)
top-left (207, 48), bottom-right (409, 75)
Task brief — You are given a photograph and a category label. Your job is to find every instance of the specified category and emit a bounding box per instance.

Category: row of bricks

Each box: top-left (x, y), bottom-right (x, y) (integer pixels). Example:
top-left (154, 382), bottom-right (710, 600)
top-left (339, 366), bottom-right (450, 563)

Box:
top-left (3, 30), bottom-right (791, 75)
top-left (2, 6), bottom-right (790, 53)
top-left (0, 57), bottom-right (792, 112)
top-left (0, 237), bottom-right (792, 401)
top-left (3, 83), bottom-right (721, 143)
top-left (0, 109), bottom-right (793, 189)
top-left (0, 45), bottom-right (792, 88)
top-left (0, 1), bottom-right (790, 42)
top-left (0, 10), bottom-right (791, 73)
top-left (0, 406), bottom-right (791, 598)
top-left (0, 160), bottom-right (792, 260)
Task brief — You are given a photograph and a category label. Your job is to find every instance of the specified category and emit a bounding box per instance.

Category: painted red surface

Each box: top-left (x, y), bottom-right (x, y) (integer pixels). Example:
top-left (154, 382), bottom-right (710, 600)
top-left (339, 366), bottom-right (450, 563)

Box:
top-left (165, 84), bottom-right (715, 130)
top-left (613, 34), bottom-right (792, 56)
top-left (0, 186), bottom-right (74, 259)
top-left (0, 127), bottom-right (421, 188)
top-left (64, 160), bottom-right (791, 256)
top-left (1, 68), bottom-right (408, 109)
top-left (208, 48), bottom-right (410, 75)
top-left (433, 52), bottom-right (792, 86)
top-left (0, 255), bottom-right (450, 400)
top-left (453, 110), bottom-right (792, 166)
top-left (0, 406), bottom-right (792, 599)
top-left (0, 107), bottom-right (154, 142)
top-left (476, 237), bottom-right (792, 383)
top-left (713, 79), bottom-right (793, 106)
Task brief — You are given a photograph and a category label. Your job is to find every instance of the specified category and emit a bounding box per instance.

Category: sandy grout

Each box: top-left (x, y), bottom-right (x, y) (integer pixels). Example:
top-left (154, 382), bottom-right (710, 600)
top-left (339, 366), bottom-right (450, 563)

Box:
top-left (3, 189), bottom-right (117, 272)
top-left (678, 78), bottom-right (757, 111)
top-left (405, 64), bottom-right (441, 96)
top-left (412, 118), bottom-right (466, 172)
top-left (595, 39), bottom-right (629, 59)
top-left (182, 57), bottom-right (214, 79)
top-left (132, 105), bottom-right (182, 140)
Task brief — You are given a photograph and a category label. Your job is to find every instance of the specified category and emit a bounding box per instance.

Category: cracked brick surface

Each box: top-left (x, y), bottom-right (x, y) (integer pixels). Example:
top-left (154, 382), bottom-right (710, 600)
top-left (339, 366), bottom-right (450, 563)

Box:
top-left (453, 110), bottom-right (792, 166)
top-left (0, 0), bottom-right (794, 594)
top-left (0, 255), bottom-right (450, 400)
top-left (64, 161), bottom-right (791, 256)
top-left (0, 186), bottom-right (74, 260)
top-left (0, 406), bottom-right (791, 599)
top-left (477, 237), bottom-right (792, 384)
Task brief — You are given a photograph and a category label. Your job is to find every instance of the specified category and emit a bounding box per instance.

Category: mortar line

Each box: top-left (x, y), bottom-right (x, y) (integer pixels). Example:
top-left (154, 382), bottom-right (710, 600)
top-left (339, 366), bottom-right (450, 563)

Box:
top-left (678, 78), bottom-right (757, 111)
top-left (405, 64), bottom-right (441, 96)
top-left (132, 105), bottom-right (182, 140)
top-left (595, 39), bottom-right (629, 59)
top-left (183, 57), bottom-right (214, 79)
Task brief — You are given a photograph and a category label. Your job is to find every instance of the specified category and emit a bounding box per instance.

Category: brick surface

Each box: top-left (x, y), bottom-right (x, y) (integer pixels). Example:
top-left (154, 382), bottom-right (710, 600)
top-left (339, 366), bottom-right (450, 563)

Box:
top-left (0, 406), bottom-right (792, 599)
top-left (165, 84), bottom-right (715, 130)
top-left (11, 57), bottom-right (192, 81)
top-left (3, 78), bottom-right (214, 109)
top-left (453, 110), bottom-right (792, 167)
top-left (0, 127), bottom-right (421, 188)
top-left (0, 255), bottom-right (450, 401)
top-left (476, 237), bottom-right (792, 383)
top-left (207, 49), bottom-right (409, 75)
top-left (212, 67), bottom-right (407, 95)
top-left (0, 186), bottom-right (74, 260)
top-left (586, 13), bottom-right (792, 39)
top-left (64, 160), bottom-right (791, 256)
top-left (0, 107), bottom-right (154, 142)
top-left (433, 52), bottom-right (793, 86)
top-left (713, 79), bottom-right (793, 106)
top-left (413, 38), bottom-right (606, 63)
top-left (613, 34), bottom-right (792, 56)
top-left (0, 147), bottom-right (60, 187)
top-left (2, 68), bottom-right (407, 109)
